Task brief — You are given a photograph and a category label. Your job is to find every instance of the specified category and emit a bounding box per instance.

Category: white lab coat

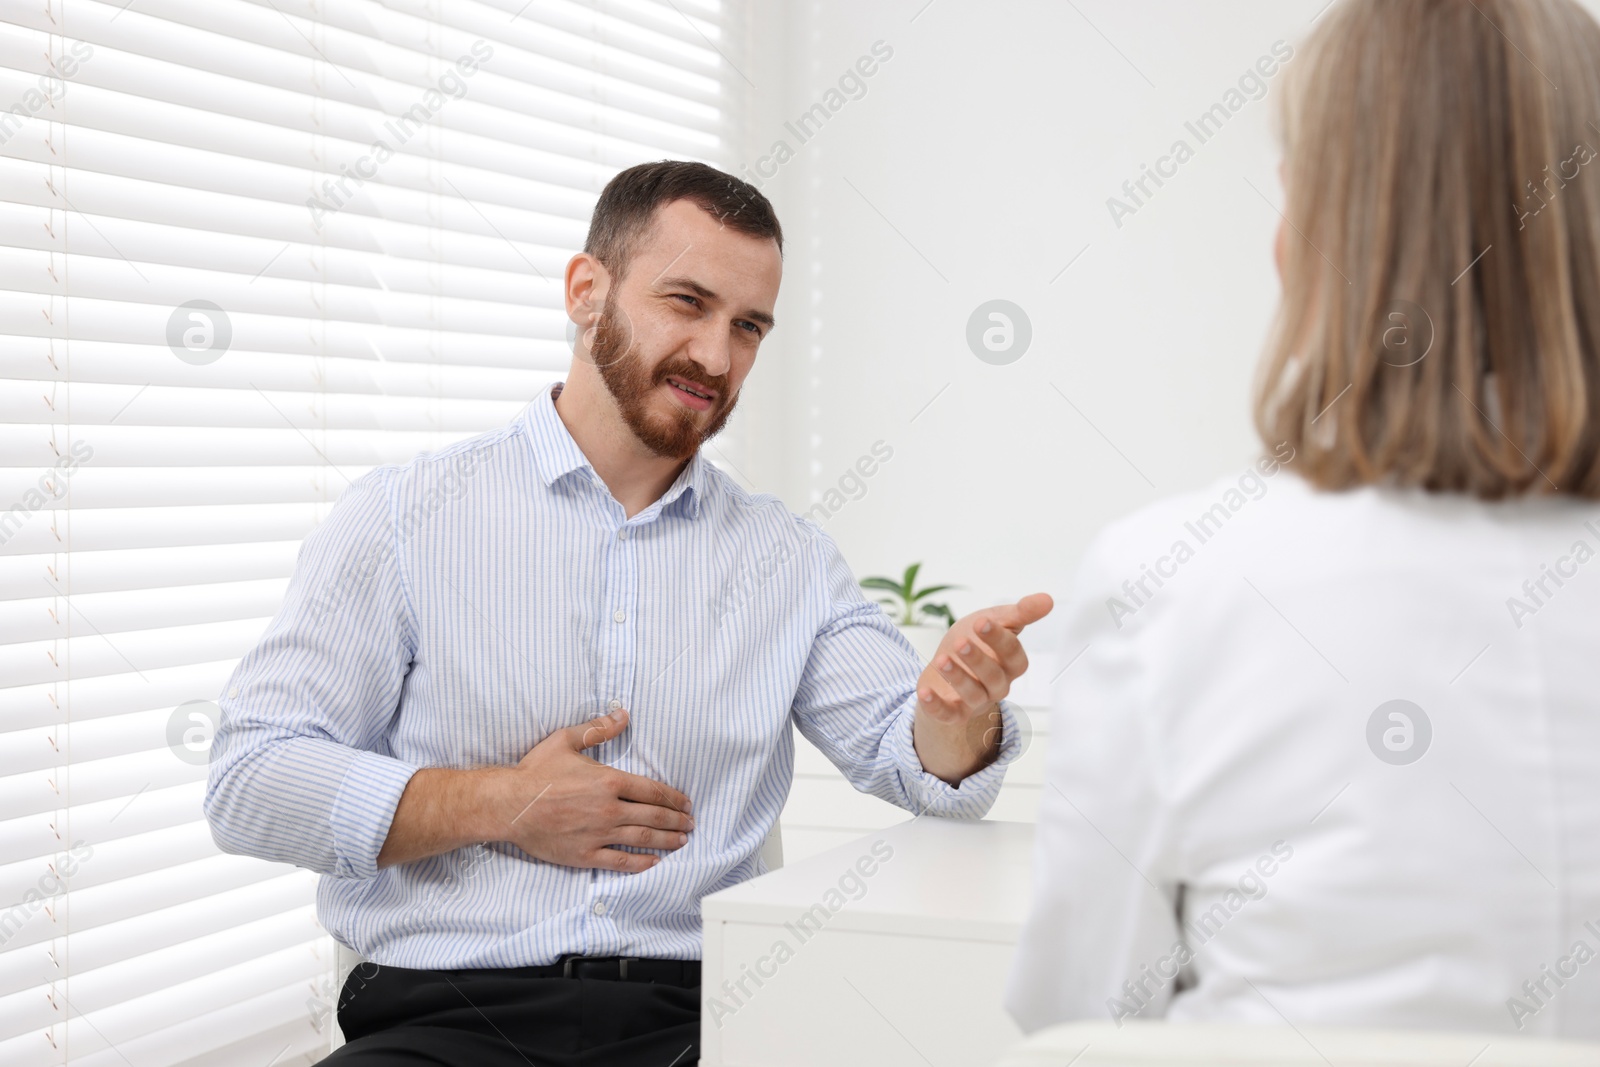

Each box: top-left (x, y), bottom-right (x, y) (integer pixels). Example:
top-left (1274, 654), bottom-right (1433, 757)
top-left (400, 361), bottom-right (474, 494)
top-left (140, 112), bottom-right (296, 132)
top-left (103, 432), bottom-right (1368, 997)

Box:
top-left (1006, 464), bottom-right (1600, 1040)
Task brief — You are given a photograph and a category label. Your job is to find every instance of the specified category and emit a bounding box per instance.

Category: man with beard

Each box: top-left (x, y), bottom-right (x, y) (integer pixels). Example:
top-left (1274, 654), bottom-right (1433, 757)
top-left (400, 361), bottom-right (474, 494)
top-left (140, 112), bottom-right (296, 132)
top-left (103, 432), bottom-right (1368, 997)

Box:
top-left (205, 160), bottom-right (1052, 1066)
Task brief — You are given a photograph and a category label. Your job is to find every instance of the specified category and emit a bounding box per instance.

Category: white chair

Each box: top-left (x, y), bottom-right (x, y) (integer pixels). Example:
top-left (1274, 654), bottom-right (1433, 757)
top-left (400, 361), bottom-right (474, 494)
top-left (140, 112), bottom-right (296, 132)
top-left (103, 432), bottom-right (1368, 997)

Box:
top-left (991, 1021), bottom-right (1600, 1066)
top-left (328, 823), bottom-right (783, 1053)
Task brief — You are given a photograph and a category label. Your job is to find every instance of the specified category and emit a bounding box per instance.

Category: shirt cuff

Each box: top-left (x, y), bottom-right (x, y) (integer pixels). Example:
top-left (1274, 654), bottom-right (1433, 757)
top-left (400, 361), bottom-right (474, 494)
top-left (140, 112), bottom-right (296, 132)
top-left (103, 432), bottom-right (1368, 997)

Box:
top-left (329, 749), bottom-right (421, 880)
top-left (885, 695), bottom-right (1024, 819)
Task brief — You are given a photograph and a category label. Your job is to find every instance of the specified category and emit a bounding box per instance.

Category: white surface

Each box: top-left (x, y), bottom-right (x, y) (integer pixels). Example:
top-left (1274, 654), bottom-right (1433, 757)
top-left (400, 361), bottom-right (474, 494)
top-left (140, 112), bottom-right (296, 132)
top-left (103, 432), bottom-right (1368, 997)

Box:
top-left (1008, 476), bottom-right (1600, 1038)
top-left (702, 817), bottom-right (1034, 1067)
top-left (993, 1021), bottom-right (1600, 1066)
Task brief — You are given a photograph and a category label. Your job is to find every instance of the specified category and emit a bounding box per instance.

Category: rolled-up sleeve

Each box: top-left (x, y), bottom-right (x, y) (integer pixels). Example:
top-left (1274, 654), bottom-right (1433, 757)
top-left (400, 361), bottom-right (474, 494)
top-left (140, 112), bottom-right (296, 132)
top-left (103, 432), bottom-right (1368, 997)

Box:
top-left (204, 466), bottom-right (421, 880)
top-left (788, 521), bottom-right (1022, 819)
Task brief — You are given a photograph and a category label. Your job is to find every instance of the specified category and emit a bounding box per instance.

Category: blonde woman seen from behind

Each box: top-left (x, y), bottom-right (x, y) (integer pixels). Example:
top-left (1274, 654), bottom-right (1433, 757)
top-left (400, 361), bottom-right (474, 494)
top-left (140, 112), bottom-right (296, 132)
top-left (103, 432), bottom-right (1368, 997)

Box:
top-left (1007, 0), bottom-right (1600, 1040)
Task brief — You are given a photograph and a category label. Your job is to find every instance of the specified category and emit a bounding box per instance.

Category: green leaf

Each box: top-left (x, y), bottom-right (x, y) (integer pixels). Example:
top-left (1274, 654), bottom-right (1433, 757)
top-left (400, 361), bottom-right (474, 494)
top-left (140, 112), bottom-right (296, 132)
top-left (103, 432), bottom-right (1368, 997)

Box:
top-left (865, 565), bottom-right (960, 627)
top-left (902, 562), bottom-right (922, 596)
top-left (860, 577), bottom-right (908, 595)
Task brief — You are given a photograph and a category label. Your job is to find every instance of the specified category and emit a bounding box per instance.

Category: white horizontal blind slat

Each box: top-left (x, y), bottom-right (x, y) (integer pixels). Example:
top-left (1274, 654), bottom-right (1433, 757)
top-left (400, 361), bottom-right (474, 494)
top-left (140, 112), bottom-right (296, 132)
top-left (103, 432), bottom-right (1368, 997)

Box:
top-left (1, 661), bottom-right (243, 731)
top-left (0, 343), bottom-right (557, 395)
top-left (0, 0), bottom-right (741, 1061)
top-left (0, 868), bottom-right (318, 996)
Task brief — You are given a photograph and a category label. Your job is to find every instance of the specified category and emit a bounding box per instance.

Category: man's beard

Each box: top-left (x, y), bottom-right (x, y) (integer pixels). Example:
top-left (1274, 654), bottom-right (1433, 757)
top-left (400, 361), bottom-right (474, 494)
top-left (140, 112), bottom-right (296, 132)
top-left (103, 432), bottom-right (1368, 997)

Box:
top-left (588, 301), bottom-right (738, 460)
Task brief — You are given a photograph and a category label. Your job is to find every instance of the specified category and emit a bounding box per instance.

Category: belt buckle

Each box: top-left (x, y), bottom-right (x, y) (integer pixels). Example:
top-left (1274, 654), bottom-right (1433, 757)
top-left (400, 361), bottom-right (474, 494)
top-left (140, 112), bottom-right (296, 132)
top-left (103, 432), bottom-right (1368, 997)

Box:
top-left (560, 954), bottom-right (639, 980)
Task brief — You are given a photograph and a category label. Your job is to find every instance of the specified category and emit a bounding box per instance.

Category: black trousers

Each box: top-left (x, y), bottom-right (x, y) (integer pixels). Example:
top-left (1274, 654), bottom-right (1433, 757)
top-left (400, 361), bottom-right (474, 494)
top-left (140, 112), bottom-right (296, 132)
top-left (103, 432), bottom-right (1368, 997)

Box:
top-left (321, 962), bottom-right (700, 1066)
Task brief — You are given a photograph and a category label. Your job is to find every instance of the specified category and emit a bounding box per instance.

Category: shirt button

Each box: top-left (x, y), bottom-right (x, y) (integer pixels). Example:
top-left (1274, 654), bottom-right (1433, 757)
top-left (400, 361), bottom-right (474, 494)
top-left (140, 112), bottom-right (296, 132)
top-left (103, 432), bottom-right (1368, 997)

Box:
top-left (592, 900), bottom-right (608, 916)
top-left (228, 687), bottom-right (238, 698)
top-left (613, 609), bottom-right (626, 623)
top-left (607, 698), bottom-right (622, 712)
top-left (618, 528), bottom-right (628, 540)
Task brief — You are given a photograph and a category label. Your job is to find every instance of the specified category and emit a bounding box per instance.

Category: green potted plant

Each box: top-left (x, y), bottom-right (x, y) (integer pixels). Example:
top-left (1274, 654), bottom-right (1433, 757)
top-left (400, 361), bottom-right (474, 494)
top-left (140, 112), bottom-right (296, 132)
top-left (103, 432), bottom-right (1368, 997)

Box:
top-left (861, 562), bottom-right (957, 664)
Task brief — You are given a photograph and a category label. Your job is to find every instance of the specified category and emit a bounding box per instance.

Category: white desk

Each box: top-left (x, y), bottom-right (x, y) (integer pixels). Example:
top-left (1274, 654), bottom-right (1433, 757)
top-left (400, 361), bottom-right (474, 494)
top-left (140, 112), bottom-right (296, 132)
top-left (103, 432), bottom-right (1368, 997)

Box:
top-left (700, 817), bottom-right (1034, 1067)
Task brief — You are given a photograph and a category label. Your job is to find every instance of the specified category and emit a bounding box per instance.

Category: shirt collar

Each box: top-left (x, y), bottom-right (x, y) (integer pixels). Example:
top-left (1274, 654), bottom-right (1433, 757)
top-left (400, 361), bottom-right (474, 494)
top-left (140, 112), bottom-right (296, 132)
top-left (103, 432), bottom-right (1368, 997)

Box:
top-left (522, 382), bottom-right (707, 520)
top-left (663, 451), bottom-right (708, 520)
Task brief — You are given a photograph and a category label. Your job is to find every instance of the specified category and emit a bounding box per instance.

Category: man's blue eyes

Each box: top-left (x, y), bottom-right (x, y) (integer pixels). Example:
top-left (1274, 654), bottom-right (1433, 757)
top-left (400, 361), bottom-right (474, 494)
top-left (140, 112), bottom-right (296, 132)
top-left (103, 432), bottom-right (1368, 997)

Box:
top-left (668, 295), bottom-right (762, 336)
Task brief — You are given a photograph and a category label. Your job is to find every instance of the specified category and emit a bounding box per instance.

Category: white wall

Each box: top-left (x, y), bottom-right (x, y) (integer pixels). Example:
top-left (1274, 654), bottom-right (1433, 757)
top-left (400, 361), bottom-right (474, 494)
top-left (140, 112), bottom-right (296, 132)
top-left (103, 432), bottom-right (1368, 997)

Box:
top-left (726, 0), bottom-right (1332, 688)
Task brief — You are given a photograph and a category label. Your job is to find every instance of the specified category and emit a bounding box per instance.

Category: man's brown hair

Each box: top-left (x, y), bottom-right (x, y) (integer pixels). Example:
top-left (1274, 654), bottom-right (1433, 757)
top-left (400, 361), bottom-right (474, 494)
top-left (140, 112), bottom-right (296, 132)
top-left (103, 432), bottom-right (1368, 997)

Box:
top-left (1256, 0), bottom-right (1600, 499)
top-left (584, 160), bottom-right (783, 279)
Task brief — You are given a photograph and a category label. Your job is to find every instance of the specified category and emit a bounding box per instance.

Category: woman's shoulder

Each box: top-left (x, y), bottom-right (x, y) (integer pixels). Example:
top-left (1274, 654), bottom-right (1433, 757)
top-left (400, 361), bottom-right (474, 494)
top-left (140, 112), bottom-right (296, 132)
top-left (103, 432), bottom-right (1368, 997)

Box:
top-left (1081, 459), bottom-right (1318, 578)
top-left (1071, 464), bottom-right (1600, 652)
top-left (1087, 463), bottom-right (1600, 576)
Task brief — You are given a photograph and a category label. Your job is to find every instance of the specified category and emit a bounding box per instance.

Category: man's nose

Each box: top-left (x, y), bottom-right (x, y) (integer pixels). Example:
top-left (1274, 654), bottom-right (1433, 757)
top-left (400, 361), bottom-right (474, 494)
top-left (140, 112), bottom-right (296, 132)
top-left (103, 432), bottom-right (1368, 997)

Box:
top-left (685, 322), bottom-right (732, 379)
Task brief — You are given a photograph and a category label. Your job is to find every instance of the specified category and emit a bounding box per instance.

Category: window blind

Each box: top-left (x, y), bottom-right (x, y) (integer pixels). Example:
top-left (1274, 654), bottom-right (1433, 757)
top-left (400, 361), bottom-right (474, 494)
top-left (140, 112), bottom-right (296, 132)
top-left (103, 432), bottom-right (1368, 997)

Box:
top-left (0, 1), bottom-right (739, 1063)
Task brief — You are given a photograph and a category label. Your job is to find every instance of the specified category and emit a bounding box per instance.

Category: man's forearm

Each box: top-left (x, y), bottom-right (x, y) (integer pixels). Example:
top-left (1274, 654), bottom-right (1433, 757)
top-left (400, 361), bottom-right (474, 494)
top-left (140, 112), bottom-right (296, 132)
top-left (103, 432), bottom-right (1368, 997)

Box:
top-left (912, 703), bottom-right (1001, 786)
top-left (377, 766), bottom-right (514, 869)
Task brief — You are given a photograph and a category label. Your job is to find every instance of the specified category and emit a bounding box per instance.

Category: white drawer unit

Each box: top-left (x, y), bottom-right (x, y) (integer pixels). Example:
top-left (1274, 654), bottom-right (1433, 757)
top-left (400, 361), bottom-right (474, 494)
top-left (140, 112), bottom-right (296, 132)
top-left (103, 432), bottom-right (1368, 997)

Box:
top-left (700, 817), bottom-right (1035, 1067)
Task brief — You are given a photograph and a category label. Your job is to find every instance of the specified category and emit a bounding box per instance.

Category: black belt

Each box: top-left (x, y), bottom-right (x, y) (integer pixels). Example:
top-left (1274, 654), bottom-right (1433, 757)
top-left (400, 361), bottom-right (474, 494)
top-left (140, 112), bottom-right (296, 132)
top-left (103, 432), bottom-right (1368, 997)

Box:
top-left (506, 954), bottom-right (701, 986)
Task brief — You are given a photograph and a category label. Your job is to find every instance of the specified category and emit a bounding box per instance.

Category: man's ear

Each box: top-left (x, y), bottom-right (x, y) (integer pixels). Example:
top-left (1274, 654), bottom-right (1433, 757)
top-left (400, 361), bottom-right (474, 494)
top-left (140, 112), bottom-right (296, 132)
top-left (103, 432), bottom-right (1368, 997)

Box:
top-left (565, 252), bottom-right (611, 328)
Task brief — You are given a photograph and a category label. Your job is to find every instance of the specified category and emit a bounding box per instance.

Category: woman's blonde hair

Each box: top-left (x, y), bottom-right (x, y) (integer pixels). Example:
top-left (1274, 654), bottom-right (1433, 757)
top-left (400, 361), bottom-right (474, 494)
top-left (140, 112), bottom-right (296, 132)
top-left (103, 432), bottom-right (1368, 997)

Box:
top-left (1256, 0), bottom-right (1600, 498)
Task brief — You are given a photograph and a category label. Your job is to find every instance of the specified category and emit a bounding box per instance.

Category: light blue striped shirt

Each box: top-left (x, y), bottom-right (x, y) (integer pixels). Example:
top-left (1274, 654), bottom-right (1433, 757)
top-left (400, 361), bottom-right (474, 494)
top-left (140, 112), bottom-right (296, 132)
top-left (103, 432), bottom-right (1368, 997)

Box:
top-left (204, 382), bottom-right (1021, 967)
